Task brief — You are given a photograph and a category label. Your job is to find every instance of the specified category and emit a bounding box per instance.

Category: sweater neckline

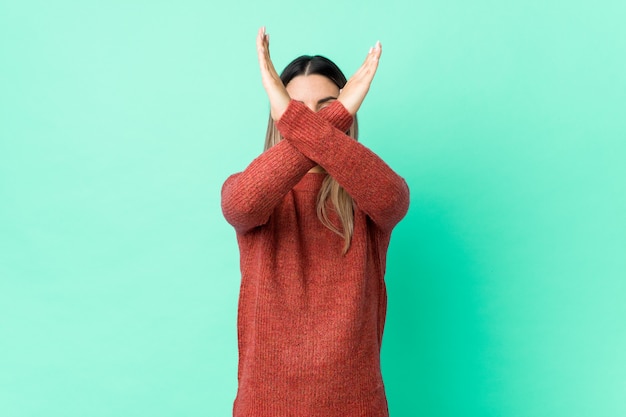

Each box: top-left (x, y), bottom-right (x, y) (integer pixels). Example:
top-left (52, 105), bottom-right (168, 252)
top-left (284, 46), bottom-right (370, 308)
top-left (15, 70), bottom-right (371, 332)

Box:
top-left (294, 172), bottom-right (326, 191)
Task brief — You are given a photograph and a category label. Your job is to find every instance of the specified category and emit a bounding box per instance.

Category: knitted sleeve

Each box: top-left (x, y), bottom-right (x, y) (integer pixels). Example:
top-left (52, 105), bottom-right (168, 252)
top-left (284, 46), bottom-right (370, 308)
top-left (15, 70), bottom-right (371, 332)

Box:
top-left (276, 99), bottom-right (410, 233)
top-left (221, 106), bottom-right (354, 234)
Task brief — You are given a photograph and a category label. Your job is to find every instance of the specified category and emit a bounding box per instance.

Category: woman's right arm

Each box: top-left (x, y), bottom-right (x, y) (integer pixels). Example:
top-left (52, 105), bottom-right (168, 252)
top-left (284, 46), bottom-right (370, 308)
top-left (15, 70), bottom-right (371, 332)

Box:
top-left (221, 107), bottom-right (353, 234)
top-left (221, 139), bottom-right (313, 234)
top-left (221, 27), bottom-right (354, 234)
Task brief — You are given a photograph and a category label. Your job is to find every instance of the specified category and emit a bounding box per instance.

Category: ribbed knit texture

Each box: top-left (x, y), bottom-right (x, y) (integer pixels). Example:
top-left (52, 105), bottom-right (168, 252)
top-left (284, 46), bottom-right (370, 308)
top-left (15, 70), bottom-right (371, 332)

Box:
top-left (221, 100), bottom-right (410, 417)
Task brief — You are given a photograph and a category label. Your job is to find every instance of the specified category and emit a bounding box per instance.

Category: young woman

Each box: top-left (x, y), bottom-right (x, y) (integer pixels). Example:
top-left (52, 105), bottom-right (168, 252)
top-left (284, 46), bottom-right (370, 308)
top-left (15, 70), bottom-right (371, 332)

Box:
top-left (221, 26), bottom-right (410, 417)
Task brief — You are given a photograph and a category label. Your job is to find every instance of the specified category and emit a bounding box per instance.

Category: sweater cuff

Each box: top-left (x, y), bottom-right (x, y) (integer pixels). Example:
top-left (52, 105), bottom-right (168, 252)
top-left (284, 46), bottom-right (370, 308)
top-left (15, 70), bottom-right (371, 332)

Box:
top-left (318, 100), bottom-right (354, 132)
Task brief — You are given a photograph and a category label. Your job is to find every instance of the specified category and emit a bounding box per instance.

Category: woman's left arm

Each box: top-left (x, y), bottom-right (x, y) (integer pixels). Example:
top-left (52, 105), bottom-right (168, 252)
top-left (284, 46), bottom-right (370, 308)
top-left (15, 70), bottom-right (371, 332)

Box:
top-left (277, 99), bottom-right (409, 232)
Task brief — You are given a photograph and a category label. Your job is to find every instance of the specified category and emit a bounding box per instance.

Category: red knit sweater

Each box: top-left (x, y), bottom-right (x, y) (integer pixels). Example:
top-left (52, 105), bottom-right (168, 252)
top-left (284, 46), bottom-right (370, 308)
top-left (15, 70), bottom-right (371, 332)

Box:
top-left (221, 99), bottom-right (410, 417)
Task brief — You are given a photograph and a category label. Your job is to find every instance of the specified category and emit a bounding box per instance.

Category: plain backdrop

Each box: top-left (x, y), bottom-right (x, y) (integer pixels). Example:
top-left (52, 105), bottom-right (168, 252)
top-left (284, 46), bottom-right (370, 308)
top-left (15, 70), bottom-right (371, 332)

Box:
top-left (1, 1), bottom-right (625, 416)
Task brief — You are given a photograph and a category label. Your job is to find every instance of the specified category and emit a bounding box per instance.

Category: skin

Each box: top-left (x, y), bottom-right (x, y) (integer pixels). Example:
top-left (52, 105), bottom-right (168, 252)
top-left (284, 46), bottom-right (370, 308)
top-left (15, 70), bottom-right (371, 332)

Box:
top-left (256, 26), bottom-right (382, 122)
top-left (285, 74), bottom-right (340, 114)
top-left (255, 26), bottom-right (382, 173)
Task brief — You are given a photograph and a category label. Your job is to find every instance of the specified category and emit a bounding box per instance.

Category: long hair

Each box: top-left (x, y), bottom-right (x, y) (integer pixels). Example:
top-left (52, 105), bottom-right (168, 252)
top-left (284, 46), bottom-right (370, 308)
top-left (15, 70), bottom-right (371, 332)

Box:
top-left (264, 55), bottom-right (358, 254)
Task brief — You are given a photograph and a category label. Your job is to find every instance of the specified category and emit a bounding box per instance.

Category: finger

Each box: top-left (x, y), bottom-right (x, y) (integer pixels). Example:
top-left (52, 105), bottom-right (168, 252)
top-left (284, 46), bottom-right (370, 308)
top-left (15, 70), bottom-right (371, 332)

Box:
top-left (364, 42), bottom-right (380, 66)
top-left (257, 27), bottom-right (267, 61)
top-left (257, 28), bottom-right (274, 81)
top-left (263, 34), bottom-right (279, 74)
top-left (257, 28), bottom-right (270, 64)
top-left (350, 43), bottom-right (380, 84)
top-left (359, 42), bottom-right (380, 72)
top-left (365, 41), bottom-right (381, 71)
top-left (373, 40), bottom-right (382, 60)
top-left (359, 47), bottom-right (373, 69)
top-left (265, 33), bottom-right (271, 58)
top-left (263, 37), bottom-right (273, 71)
top-left (257, 26), bottom-right (265, 48)
top-left (258, 27), bottom-right (271, 57)
top-left (259, 28), bottom-right (271, 63)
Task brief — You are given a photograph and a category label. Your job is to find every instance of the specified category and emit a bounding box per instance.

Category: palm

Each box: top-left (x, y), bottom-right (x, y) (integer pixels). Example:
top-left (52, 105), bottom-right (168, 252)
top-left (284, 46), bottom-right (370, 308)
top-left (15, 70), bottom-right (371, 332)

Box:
top-left (256, 27), bottom-right (290, 121)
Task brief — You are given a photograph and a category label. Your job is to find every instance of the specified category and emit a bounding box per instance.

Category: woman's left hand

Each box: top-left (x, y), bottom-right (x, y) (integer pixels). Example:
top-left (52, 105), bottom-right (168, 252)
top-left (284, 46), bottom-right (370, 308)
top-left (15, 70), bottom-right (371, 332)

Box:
top-left (338, 41), bottom-right (382, 116)
top-left (257, 26), bottom-right (290, 121)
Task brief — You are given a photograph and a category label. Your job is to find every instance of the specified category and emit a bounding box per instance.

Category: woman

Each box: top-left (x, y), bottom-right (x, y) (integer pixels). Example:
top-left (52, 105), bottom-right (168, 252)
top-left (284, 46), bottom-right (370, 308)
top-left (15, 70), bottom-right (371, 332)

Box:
top-left (221, 26), bottom-right (410, 417)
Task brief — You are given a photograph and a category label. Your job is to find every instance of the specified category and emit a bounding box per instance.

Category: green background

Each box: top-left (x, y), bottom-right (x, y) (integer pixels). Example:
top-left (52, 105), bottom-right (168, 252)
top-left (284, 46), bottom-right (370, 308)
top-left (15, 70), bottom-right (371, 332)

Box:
top-left (1, 0), bottom-right (625, 416)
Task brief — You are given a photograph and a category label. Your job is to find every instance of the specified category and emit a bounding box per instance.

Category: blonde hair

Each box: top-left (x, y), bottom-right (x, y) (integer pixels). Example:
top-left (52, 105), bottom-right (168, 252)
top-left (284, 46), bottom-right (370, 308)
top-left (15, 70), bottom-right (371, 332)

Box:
top-left (264, 115), bottom-right (358, 254)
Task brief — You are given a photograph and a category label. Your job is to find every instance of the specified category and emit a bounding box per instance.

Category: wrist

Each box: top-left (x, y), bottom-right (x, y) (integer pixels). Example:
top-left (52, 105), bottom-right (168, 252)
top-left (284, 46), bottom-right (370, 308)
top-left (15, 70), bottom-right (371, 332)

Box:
top-left (337, 97), bottom-right (358, 116)
top-left (269, 94), bottom-right (291, 122)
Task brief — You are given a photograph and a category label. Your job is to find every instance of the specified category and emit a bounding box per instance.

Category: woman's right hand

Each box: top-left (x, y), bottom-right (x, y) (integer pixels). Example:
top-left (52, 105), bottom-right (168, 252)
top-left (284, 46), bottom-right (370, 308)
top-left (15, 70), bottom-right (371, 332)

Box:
top-left (338, 41), bottom-right (382, 116)
top-left (257, 26), bottom-right (291, 122)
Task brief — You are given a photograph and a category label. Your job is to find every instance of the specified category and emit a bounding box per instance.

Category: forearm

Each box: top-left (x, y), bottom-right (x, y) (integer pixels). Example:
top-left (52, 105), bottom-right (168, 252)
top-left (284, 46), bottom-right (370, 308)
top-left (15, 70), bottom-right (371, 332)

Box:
top-left (316, 100), bottom-right (354, 133)
top-left (221, 139), bottom-right (315, 233)
top-left (221, 100), bottom-right (366, 233)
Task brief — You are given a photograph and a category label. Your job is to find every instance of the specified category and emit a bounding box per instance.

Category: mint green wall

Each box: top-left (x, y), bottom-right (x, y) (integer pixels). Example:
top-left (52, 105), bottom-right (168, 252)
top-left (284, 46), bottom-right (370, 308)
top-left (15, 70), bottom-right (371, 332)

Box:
top-left (1, 1), bottom-right (624, 416)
